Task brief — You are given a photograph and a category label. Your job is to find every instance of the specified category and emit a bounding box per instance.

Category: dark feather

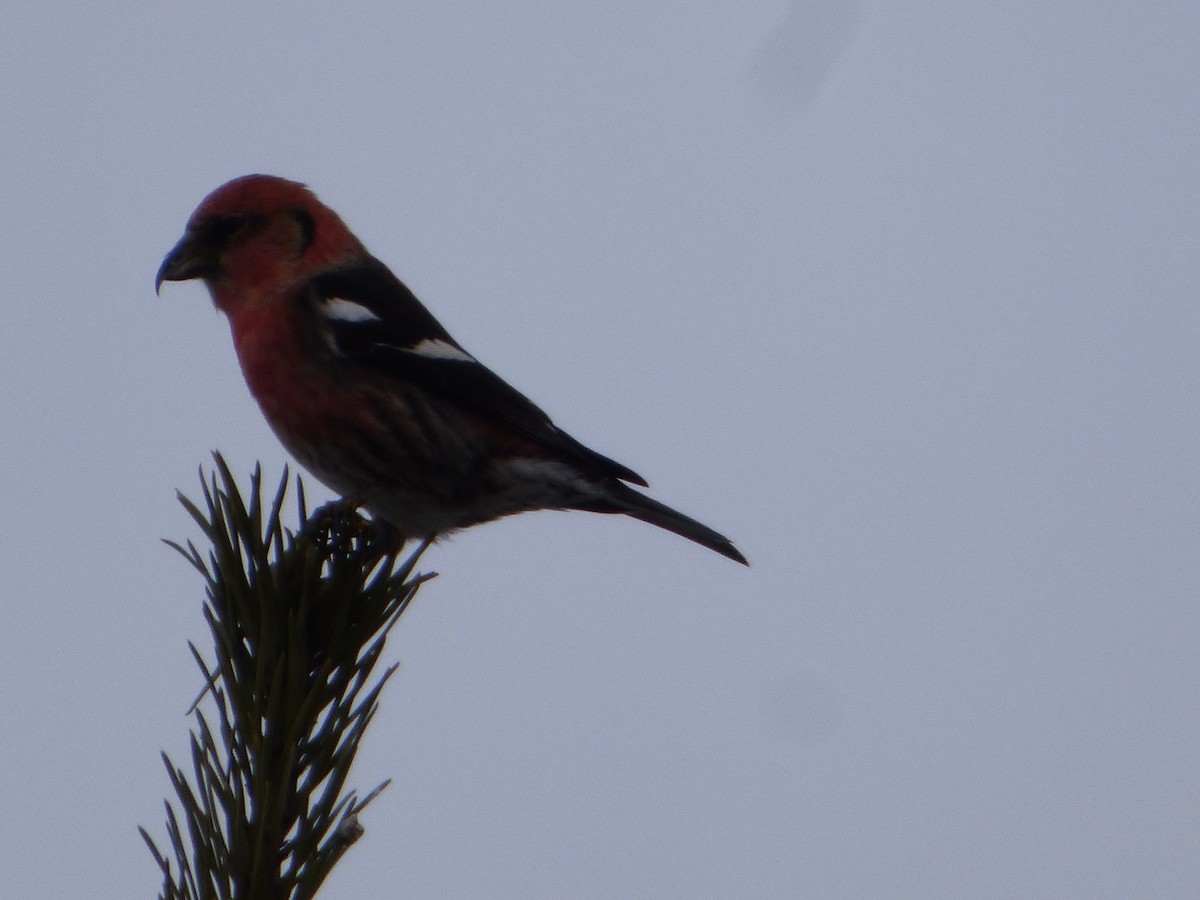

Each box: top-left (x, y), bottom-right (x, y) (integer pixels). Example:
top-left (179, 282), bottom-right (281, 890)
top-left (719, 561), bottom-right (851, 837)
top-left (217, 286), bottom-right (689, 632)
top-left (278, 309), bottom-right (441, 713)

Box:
top-left (593, 483), bottom-right (749, 565)
top-left (302, 258), bottom-right (649, 487)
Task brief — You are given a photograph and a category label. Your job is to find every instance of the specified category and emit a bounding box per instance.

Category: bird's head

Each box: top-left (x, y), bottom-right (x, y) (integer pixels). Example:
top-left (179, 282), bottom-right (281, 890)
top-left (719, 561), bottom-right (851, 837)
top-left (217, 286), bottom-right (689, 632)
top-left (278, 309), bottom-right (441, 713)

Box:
top-left (156, 174), bottom-right (364, 314)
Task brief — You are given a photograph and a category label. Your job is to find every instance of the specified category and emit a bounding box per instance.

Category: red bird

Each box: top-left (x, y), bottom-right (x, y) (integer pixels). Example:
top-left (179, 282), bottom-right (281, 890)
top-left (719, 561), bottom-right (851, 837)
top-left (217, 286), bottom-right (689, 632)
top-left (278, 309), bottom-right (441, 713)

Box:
top-left (157, 175), bottom-right (746, 564)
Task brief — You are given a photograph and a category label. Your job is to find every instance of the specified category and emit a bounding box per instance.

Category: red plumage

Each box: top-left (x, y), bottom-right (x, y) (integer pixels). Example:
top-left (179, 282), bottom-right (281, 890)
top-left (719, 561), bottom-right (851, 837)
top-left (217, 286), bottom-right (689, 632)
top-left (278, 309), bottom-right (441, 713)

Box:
top-left (158, 175), bottom-right (746, 565)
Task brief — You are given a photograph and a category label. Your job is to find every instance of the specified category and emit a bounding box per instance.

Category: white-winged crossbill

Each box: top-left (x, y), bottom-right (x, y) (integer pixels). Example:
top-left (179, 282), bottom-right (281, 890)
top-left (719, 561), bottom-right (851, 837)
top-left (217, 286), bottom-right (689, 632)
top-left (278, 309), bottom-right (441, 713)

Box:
top-left (158, 175), bottom-right (746, 564)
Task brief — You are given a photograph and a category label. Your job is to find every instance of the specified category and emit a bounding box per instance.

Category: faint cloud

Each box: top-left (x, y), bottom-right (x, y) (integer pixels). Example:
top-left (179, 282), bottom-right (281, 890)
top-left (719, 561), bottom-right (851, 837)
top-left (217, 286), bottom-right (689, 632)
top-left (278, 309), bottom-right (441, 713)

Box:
top-left (761, 667), bottom-right (844, 743)
top-left (748, 0), bottom-right (863, 113)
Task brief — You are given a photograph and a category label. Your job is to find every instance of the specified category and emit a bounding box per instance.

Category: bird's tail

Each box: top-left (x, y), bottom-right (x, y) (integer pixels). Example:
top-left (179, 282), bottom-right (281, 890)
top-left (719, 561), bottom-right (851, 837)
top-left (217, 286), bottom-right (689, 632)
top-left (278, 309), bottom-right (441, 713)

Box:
top-left (602, 483), bottom-right (748, 565)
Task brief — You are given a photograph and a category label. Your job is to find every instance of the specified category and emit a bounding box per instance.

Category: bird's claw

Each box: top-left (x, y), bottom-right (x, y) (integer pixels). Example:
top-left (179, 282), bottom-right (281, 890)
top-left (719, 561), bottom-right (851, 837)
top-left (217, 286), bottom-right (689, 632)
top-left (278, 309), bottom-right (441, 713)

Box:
top-left (299, 498), bottom-right (407, 562)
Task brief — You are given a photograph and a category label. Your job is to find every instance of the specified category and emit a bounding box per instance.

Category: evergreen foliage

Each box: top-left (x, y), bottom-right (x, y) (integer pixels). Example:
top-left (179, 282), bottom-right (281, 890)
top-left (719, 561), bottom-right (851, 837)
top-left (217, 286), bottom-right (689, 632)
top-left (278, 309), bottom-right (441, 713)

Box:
top-left (141, 454), bottom-right (431, 899)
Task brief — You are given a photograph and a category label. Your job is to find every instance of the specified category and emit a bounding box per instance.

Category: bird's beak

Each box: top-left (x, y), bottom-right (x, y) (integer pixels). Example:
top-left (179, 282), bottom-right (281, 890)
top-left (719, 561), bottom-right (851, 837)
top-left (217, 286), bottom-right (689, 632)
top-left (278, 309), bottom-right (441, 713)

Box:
top-left (156, 230), bottom-right (217, 294)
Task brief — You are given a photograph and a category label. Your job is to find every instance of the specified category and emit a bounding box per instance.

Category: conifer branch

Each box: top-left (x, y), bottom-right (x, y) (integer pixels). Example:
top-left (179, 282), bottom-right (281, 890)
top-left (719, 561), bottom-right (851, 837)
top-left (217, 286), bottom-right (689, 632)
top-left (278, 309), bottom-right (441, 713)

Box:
top-left (142, 454), bottom-right (432, 899)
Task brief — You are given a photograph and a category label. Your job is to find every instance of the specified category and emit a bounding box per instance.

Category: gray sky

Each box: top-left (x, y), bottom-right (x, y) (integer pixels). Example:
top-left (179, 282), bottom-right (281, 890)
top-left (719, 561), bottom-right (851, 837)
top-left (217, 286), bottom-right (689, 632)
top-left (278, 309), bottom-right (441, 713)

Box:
top-left (2, 2), bottom-right (1198, 897)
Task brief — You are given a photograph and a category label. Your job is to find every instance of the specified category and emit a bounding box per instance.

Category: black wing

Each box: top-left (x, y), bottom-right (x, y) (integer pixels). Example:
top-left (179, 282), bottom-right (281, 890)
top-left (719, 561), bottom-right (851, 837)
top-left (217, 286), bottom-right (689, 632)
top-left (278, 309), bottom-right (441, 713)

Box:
top-left (303, 257), bottom-right (649, 486)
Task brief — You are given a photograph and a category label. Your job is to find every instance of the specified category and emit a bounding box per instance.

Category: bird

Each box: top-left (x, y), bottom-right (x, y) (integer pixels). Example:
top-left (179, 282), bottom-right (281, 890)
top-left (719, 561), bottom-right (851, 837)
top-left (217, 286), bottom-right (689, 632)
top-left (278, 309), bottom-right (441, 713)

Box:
top-left (157, 175), bottom-right (746, 565)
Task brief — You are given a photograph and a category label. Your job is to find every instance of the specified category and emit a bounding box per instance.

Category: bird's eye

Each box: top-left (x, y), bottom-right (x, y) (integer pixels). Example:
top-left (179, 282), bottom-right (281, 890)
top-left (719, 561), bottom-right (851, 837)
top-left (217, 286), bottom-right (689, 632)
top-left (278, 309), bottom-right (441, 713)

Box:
top-left (211, 214), bottom-right (250, 241)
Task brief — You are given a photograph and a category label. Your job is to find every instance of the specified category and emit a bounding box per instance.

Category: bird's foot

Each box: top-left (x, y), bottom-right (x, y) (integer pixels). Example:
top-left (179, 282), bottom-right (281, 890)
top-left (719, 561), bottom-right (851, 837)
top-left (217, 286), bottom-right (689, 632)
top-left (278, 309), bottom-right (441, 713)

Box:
top-left (300, 498), bottom-right (408, 564)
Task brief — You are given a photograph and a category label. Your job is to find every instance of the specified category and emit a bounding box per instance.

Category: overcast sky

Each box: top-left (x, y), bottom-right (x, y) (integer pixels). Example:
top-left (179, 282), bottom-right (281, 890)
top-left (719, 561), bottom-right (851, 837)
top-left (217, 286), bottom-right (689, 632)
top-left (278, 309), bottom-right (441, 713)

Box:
top-left (2, 2), bottom-right (1198, 897)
